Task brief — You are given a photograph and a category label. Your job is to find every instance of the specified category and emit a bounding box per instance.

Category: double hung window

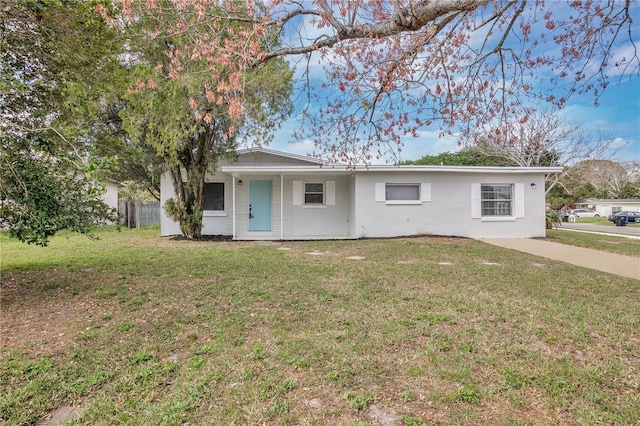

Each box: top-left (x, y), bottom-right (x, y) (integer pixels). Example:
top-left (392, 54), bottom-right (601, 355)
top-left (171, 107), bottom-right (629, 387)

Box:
top-left (304, 183), bottom-right (324, 205)
top-left (481, 184), bottom-right (512, 216)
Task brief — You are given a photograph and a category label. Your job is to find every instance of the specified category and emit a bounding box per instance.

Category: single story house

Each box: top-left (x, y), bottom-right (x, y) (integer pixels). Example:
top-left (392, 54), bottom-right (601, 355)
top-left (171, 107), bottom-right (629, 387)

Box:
top-left (160, 148), bottom-right (562, 239)
top-left (575, 199), bottom-right (640, 216)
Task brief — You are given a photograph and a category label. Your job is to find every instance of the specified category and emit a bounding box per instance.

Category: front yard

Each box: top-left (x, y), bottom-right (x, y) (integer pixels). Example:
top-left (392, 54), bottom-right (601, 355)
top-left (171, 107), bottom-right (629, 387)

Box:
top-left (545, 229), bottom-right (640, 257)
top-left (1, 229), bottom-right (638, 425)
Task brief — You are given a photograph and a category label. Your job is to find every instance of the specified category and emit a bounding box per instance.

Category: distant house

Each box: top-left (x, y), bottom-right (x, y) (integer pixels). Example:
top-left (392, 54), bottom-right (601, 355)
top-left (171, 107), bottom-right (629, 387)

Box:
top-left (575, 199), bottom-right (640, 216)
top-left (102, 181), bottom-right (120, 211)
top-left (160, 148), bottom-right (561, 240)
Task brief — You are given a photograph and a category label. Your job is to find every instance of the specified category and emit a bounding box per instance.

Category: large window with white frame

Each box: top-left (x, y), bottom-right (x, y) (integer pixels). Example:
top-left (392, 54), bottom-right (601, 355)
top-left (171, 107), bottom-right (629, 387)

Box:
top-left (203, 182), bottom-right (225, 211)
top-left (481, 184), bottom-right (512, 216)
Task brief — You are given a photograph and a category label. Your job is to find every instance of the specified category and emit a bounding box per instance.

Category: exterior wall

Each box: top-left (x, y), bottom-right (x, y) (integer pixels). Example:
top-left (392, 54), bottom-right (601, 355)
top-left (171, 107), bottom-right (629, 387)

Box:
top-left (287, 175), bottom-right (352, 239)
top-left (159, 149), bottom-right (552, 239)
top-left (233, 175), bottom-right (282, 239)
top-left (160, 173), bottom-right (180, 236)
top-left (233, 174), bottom-right (352, 239)
top-left (353, 171), bottom-right (547, 239)
top-left (102, 183), bottom-right (119, 211)
top-left (160, 170), bottom-right (234, 236)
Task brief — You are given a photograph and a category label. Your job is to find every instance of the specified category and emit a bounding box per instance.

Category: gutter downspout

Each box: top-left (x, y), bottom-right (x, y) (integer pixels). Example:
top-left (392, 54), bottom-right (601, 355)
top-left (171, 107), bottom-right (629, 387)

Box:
top-left (280, 174), bottom-right (284, 240)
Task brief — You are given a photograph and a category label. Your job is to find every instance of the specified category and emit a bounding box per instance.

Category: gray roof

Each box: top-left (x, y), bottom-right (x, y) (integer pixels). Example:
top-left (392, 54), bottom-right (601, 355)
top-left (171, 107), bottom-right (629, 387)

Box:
top-left (579, 198), bottom-right (640, 203)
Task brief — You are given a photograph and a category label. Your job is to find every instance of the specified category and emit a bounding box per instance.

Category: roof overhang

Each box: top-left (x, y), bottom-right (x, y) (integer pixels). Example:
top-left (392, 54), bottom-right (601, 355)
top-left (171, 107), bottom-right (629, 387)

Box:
top-left (220, 165), bottom-right (563, 176)
top-left (355, 165), bottom-right (563, 174)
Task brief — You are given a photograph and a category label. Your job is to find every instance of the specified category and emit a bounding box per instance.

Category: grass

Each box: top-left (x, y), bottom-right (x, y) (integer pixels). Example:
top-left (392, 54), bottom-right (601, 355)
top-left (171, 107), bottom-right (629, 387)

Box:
top-left (2, 228), bottom-right (639, 425)
top-left (571, 216), bottom-right (640, 226)
top-left (546, 229), bottom-right (640, 257)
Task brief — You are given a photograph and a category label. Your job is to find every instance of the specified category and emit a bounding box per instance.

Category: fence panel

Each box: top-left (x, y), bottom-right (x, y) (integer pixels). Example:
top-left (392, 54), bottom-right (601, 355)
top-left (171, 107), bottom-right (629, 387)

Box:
top-left (119, 201), bottom-right (161, 228)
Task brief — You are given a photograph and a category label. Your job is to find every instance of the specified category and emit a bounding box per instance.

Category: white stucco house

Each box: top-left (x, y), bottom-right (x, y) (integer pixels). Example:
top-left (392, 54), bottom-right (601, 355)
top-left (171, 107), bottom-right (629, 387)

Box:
top-left (160, 148), bottom-right (562, 239)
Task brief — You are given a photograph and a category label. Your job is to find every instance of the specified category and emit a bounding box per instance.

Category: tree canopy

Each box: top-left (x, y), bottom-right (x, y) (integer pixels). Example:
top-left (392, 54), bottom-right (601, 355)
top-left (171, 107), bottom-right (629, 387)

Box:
top-left (1, 0), bottom-right (122, 245)
top-left (116, 0), bottom-right (639, 164)
top-left (116, 2), bottom-right (294, 238)
top-left (402, 147), bottom-right (516, 167)
top-left (2, 1), bottom-right (295, 242)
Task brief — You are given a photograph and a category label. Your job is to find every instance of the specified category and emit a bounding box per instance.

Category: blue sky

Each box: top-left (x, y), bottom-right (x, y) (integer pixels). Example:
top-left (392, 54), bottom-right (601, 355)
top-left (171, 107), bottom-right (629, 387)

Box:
top-left (264, 2), bottom-right (640, 164)
top-left (269, 77), bottom-right (639, 163)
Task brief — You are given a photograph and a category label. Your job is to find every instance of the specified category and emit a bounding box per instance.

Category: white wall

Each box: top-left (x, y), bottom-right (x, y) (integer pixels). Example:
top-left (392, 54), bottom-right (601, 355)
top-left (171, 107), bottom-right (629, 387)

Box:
top-left (233, 174), bottom-right (352, 239)
top-left (232, 174), bottom-right (282, 239)
top-left (160, 171), bottom-right (234, 237)
top-left (160, 173), bottom-right (180, 236)
top-left (287, 175), bottom-right (352, 238)
top-left (161, 165), bottom-right (550, 239)
top-left (102, 183), bottom-right (119, 210)
top-left (353, 171), bottom-right (547, 239)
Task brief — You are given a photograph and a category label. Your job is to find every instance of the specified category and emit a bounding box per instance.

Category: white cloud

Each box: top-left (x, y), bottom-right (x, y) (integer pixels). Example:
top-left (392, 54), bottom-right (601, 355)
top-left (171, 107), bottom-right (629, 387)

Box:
top-left (605, 44), bottom-right (640, 77)
top-left (607, 137), bottom-right (630, 150)
top-left (287, 138), bottom-right (316, 153)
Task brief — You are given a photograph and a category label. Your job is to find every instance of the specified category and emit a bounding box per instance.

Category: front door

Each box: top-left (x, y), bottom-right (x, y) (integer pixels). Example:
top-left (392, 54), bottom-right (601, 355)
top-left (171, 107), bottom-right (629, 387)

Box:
top-left (249, 180), bottom-right (272, 231)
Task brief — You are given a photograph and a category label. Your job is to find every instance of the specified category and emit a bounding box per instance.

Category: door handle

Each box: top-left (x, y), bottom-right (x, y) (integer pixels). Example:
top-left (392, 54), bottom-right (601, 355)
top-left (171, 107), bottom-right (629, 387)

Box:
top-left (249, 204), bottom-right (254, 219)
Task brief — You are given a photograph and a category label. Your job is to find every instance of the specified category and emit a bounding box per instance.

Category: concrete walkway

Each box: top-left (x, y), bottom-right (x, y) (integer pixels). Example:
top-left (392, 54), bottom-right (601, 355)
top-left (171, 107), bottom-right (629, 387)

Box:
top-left (480, 238), bottom-right (640, 280)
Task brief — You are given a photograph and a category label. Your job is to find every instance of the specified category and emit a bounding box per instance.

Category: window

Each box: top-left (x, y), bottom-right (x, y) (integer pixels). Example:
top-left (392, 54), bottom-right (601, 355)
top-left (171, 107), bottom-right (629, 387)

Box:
top-left (293, 181), bottom-right (335, 206)
top-left (481, 184), bottom-right (512, 216)
top-left (304, 183), bottom-right (324, 204)
top-left (375, 182), bottom-right (430, 204)
top-left (203, 182), bottom-right (224, 211)
top-left (386, 184), bottom-right (420, 201)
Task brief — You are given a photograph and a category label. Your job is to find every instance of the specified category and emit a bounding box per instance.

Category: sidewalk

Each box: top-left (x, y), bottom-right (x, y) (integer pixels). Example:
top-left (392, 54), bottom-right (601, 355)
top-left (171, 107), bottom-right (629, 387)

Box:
top-left (479, 238), bottom-right (640, 280)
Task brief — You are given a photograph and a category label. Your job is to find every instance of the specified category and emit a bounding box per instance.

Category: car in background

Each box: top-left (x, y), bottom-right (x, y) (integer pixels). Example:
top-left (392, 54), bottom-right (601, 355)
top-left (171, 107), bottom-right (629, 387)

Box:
top-left (568, 209), bottom-right (600, 218)
top-left (607, 211), bottom-right (640, 223)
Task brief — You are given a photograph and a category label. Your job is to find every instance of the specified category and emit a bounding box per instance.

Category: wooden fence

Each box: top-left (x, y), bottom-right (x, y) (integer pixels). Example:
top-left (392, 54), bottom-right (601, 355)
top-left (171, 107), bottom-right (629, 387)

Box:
top-left (119, 201), bottom-right (161, 228)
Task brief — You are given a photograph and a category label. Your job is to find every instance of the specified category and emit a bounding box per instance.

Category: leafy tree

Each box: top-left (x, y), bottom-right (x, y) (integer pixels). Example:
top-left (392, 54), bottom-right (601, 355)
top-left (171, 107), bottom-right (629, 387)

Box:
top-left (545, 159), bottom-right (639, 209)
top-left (0, 137), bottom-right (117, 245)
top-left (116, 2), bottom-right (293, 238)
top-left (403, 148), bottom-right (515, 166)
top-left (116, 0), bottom-right (639, 164)
top-left (459, 110), bottom-right (620, 195)
top-left (1, 0), bottom-right (122, 245)
top-left (618, 183), bottom-right (640, 199)
top-left (566, 159), bottom-right (639, 200)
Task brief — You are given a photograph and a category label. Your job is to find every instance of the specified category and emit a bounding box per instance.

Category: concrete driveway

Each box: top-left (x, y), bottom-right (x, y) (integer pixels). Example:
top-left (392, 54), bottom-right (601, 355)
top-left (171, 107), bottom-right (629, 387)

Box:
top-left (560, 222), bottom-right (640, 236)
top-left (481, 238), bottom-right (640, 280)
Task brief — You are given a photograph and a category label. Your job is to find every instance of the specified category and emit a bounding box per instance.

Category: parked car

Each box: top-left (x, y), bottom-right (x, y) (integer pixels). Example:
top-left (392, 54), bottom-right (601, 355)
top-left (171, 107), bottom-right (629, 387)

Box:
top-left (568, 209), bottom-right (600, 218)
top-left (607, 211), bottom-right (640, 224)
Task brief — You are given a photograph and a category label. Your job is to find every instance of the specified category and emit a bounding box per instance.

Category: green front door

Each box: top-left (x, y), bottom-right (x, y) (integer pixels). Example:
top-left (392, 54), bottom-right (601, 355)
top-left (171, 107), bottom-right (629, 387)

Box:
top-left (249, 180), bottom-right (272, 231)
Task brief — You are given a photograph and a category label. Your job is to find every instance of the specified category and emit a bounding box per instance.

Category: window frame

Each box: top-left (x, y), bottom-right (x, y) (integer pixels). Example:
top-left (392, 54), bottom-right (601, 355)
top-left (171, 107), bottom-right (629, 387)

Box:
top-left (384, 183), bottom-right (421, 205)
top-left (304, 182), bottom-right (325, 205)
top-left (203, 182), bottom-right (225, 212)
top-left (480, 184), bottom-right (513, 217)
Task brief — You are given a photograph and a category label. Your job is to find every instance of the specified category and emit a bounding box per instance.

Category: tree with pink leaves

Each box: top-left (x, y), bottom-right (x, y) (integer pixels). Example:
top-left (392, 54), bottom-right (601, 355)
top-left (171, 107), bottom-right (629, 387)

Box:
top-left (114, 0), bottom-right (638, 164)
top-left (111, 1), bottom-right (293, 238)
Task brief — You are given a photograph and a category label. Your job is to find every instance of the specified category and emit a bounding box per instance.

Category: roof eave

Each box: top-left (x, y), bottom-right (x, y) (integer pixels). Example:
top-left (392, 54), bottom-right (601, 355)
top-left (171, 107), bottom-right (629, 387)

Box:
top-left (220, 165), bottom-right (563, 175)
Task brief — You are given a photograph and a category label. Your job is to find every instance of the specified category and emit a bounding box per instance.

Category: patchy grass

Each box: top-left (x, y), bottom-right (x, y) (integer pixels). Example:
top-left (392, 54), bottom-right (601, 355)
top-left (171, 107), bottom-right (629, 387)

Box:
top-left (546, 229), bottom-right (640, 257)
top-left (573, 216), bottom-right (640, 226)
top-left (2, 229), bottom-right (639, 425)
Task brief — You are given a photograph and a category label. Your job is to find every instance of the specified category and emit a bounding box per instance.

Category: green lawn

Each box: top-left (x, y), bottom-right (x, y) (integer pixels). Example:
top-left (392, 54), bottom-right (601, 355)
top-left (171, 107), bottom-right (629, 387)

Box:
top-left (571, 216), bottom-right (640, 226)
top-left (2, 229), bottom-right (639, 425)
top-left (546, 229), bottom-right (640, 257)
